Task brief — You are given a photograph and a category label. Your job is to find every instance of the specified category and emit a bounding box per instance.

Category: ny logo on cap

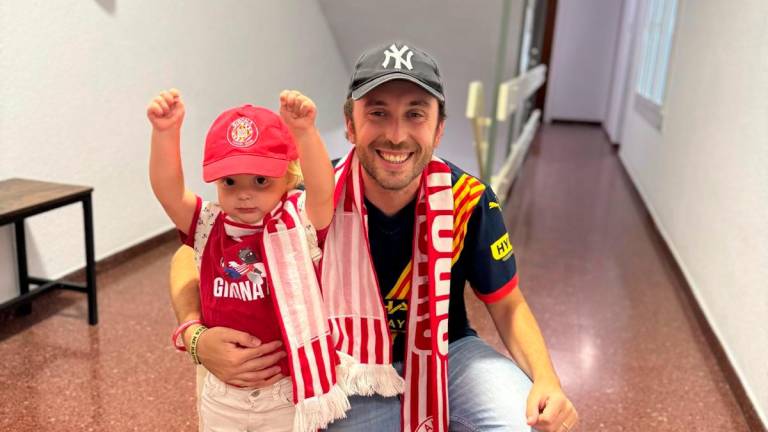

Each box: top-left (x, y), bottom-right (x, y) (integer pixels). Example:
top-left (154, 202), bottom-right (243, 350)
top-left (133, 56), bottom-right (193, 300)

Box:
top-left (382, 44), bottom-right (413, 70)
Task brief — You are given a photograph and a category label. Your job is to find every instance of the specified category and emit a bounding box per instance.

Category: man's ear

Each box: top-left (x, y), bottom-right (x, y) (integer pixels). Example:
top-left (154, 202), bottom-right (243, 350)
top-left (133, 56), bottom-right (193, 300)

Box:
top-left (345, 117), bottom-right (357, 144)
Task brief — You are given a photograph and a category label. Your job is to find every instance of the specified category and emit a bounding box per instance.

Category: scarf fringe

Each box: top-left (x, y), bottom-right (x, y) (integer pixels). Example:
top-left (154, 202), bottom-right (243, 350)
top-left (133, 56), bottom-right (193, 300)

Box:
top-left (292, 384), bottom-right (350, 432)
top-left (336, 351), bottom-right (405, 397)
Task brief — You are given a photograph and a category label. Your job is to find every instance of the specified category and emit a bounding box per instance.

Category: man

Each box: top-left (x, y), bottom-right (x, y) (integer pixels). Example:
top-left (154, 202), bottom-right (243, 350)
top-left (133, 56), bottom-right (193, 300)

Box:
top-left (170, 42), bottom-right (578, 432)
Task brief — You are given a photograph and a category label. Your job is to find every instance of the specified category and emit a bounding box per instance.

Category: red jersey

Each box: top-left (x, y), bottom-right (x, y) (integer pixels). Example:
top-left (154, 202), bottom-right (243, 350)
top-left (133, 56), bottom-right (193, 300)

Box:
top-left (182, 192), bottom-right (324, 377)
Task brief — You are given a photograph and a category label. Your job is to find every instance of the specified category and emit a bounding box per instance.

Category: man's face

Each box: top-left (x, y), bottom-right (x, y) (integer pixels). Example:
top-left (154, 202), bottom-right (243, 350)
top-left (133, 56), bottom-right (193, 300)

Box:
top-left (346, 80), bottom-right (445, 192)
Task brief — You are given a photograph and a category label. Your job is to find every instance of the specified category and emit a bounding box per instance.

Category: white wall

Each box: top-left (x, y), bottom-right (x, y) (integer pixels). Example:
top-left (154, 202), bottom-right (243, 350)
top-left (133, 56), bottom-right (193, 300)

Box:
top-left (0, 0), bottom-right (349, 302)
top-left (604, 0), bottom-right (638, 143)
top-left (544, 0), bottom-right (624, 123)
top-left (317, 0), bottom-right (526, 177)
top-left (619, 0), bottom-right (768, 423)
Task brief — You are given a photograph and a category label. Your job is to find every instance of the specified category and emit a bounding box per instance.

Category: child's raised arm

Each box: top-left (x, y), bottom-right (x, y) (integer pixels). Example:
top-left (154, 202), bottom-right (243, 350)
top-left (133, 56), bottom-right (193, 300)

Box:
top-left (147, 88), bottom-right (198, 234)
top-left (279, 90), bottom-right (334, 230)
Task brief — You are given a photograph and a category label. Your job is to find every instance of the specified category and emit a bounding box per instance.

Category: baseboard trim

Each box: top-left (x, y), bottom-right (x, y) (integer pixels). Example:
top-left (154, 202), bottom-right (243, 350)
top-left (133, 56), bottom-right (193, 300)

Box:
top-left (615, 156), bottom-right (767, 432)
top-left (0, 228), bottom-right (177, 323)
top-left (64, 228), bottom-right (178, 281)
top-left (549, 118), bottom-right (602, 127)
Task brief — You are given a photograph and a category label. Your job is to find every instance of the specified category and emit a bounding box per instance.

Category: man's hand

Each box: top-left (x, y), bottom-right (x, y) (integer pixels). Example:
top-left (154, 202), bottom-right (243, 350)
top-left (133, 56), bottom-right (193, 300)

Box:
top-left (279, 89), bottom-right (317, 133)
top-left (147, 88), bottom-right (184, 132)
top-left (526, 379), bottom-right (579, 431)
top-left (191, 326), bottom-right (288, 388)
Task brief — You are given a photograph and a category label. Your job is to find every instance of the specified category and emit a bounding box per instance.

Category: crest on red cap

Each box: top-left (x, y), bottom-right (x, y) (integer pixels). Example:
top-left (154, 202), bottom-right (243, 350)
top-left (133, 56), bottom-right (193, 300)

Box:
top-left (202, 105), bottom-right (298, 183)
top-left (227, 117), bottom-right (259, 148)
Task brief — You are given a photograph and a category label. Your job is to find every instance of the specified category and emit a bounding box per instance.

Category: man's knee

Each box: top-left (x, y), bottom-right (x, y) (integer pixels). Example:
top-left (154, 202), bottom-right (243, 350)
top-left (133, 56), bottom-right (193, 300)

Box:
top-left (448, 336), bottom-right (532, 431)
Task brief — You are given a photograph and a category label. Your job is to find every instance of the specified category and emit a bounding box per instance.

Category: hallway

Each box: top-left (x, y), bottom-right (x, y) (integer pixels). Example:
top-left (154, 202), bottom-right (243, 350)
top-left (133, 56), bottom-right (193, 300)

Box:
top-left (472, 123), bottom-right (750, 430)
top-left (0, 124), bottom-right (753, 431)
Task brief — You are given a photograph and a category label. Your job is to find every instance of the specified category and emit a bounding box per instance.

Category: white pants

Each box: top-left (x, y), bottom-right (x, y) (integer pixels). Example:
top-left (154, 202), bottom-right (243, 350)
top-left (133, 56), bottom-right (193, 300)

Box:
top-left (199, 371), bottom-right (295, 432)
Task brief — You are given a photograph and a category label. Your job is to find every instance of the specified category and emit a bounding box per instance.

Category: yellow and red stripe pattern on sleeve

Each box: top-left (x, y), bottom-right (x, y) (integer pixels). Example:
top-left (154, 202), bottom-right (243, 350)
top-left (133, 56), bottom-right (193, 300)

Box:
top-left (451, 174), bottom-right (485, 265)
top-left (385, 174), bottom-right (486, 302)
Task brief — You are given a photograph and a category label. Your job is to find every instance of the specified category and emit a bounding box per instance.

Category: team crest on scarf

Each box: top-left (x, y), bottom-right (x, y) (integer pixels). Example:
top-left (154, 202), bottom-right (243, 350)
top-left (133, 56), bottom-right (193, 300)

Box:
top-left (416, 418), bottom-right (434, 432)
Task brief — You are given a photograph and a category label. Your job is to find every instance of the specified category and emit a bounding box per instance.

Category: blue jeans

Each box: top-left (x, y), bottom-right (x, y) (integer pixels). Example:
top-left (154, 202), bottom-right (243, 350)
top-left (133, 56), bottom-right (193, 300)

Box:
top-left (325, 336), bottom-right (533, 432)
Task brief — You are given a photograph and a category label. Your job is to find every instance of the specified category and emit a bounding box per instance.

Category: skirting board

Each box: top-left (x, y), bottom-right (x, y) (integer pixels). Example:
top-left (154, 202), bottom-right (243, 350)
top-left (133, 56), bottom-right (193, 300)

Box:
top-left (0, 228), bottom-right (177, 322)
top-left (618, 156), bottom-right (767, 432)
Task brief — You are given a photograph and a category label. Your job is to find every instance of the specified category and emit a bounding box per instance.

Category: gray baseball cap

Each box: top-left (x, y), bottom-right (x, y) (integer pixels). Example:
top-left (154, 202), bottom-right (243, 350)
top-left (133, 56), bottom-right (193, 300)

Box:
top-left (347, 41), bottom-right (445, 102)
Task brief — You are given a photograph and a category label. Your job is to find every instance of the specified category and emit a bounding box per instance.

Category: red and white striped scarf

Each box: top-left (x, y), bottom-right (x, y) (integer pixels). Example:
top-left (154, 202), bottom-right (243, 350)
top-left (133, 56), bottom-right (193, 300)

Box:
top-left (259, 192), bottom-right (349, 432)
top-left (321, 149), bottom-right (454, 432)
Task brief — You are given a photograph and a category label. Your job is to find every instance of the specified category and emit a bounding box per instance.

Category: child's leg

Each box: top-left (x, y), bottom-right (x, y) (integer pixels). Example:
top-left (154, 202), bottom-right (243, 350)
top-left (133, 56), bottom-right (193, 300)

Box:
top-left (199, 371), bottom-right (294, 432)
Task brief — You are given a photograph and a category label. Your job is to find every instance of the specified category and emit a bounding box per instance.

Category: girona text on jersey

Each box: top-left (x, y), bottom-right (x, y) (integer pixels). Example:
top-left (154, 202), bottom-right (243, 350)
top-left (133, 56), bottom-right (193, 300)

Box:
top-left (211, 277), bottom-right (266, 301)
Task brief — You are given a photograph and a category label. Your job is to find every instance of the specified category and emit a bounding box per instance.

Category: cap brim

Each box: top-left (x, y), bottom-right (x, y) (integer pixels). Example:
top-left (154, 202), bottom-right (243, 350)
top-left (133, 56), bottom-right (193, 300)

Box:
top-left (351, 72), bottom-right (445, 102)
top-left (203, 154), bottom-right (289, 182)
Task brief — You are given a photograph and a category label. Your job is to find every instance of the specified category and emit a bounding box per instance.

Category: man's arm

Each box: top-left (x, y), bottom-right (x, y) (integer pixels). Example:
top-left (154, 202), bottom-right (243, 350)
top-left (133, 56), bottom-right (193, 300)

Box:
top-left (169, 246), bottom-right (287, 388)
top-left (169, 245), bottom-right (201, 326)
top-left (463, 184), bottom-right (578, 431)
top-left (486, 288), bottom-right (579, 432)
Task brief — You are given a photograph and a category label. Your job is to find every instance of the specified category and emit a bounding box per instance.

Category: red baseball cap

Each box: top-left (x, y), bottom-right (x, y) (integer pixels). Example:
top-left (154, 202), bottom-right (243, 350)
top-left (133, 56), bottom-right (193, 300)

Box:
top-left (203, 105), bottom-right (298, 182)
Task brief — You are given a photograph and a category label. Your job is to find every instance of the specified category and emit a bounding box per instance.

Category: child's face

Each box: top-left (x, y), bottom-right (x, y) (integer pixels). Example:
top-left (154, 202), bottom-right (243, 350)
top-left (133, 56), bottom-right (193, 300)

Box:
top-left (216, 173), bottom-right (291, 224)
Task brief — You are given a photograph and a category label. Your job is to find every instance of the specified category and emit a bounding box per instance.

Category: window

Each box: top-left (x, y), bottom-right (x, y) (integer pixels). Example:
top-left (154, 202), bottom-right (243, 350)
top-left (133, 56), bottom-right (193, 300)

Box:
top-left (635, 0), bottom-right (678, 128)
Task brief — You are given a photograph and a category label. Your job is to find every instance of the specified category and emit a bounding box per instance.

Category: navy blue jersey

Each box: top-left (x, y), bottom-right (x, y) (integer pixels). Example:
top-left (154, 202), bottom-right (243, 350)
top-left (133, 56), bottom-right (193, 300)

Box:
top-left (366, 160), bottom-right (519, 362)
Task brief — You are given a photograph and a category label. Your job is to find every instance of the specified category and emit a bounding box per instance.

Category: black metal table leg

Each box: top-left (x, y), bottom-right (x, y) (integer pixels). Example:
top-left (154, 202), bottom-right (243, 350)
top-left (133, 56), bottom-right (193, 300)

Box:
top-left (14, 219), bottom-right (32, 315)
top-left (83, 195), bottom-right (98, 325)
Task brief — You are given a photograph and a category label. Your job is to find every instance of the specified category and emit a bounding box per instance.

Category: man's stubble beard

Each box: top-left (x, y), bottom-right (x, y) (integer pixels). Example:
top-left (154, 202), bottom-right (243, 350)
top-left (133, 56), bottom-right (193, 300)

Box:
top-left (357, 141), bottom-right (434, 191)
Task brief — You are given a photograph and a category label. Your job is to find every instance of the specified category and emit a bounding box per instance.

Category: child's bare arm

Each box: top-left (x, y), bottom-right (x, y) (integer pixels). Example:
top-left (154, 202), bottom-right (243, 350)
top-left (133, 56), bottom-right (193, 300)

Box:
top-left (147, 89), bottom-right (198, 234)
top-left (279, 90), bottom-right (334, 230)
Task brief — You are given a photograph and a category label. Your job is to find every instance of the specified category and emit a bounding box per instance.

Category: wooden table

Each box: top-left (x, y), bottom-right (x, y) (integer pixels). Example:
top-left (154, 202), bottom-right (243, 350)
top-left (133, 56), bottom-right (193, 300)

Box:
top-left (0, 178), bottom-right (98, 324)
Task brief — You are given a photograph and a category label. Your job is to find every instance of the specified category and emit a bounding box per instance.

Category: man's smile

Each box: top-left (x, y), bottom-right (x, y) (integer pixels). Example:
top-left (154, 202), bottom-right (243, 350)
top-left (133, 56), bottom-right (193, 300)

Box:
top-left (376, 149), bottom-right (414, 165)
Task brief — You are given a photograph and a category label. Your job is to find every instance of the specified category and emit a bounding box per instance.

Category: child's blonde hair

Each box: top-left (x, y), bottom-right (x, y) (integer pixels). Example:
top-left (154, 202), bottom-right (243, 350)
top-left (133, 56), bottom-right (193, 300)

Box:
top-left (286, 160), bottom-right (303, 189)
